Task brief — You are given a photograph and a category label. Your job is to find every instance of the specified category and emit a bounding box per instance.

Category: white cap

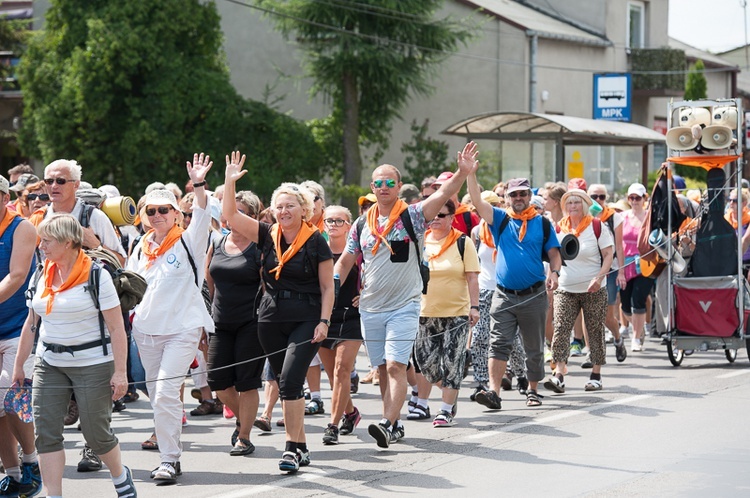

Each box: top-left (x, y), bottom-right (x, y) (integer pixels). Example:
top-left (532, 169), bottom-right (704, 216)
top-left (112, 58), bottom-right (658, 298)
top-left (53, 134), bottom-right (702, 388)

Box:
top-left (627, 183), bottom-right (647, 197)
top-left (144, 188), bottom-right (179, 211)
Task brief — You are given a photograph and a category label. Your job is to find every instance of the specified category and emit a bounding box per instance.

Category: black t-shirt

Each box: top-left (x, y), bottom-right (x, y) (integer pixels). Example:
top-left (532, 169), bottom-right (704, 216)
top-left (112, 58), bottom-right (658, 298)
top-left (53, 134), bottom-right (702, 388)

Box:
top-left (257, 222), bottom-right (333, 322)
top-left (208, 235), bottom-right (262, 324)
top-left (332, 252), bottom-right (360, 323)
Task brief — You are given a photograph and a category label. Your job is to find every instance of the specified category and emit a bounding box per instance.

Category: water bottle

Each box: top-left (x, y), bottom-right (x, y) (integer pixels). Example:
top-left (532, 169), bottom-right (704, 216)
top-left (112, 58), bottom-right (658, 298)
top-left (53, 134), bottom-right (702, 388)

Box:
top-left (589, 202), bottom-right (603, 216)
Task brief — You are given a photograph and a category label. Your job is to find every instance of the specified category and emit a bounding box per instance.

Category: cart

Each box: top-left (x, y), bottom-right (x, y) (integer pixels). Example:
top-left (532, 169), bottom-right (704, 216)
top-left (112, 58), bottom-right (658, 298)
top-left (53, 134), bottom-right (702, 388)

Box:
top-left (661, 98), bottom-right (749, 366)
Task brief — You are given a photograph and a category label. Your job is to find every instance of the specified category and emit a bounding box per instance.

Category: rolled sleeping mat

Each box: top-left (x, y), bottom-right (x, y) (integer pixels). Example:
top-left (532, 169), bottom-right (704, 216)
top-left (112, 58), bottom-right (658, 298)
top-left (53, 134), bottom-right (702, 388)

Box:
top-left (559, 233), bottom-right (579, 261)
top-left (101, 196), bottom-right (137, 226)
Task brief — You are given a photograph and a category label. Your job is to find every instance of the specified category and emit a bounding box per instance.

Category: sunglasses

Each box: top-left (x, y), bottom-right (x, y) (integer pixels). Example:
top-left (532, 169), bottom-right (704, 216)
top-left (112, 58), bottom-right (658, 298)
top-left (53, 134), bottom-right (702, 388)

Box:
top-left (508, 191), bottom-right (529, 198)
top-left (372, 179), bottom-right (397, 189)
top-left (182, 211), bottom-right (193, 218)
top-left (729, 198), bottom-right (738, 203)
top-left (44, 178), bottom-right (72, 185)
top-left (628, 195), bottom-right (643, 202)
top-left (324, 218), bottom-right (347, 227)
top-left (27, 193), bottom-right (50, 201)
top-left (435, 212), bottom-right (451, 218)
top-left (590, 194), bottom-right (607, 201)
top-left (146, 206), bottom-right (173, 216)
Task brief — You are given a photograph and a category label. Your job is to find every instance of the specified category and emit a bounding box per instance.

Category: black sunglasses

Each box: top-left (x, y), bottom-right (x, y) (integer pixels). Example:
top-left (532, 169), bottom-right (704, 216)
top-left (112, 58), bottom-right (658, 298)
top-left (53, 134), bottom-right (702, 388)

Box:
top-left (435, 212), bottom-right (451, 218)
top-left (27, 193), bottom-right (50, 201)
top-left (182, 211), bottom-right (193, 218)
top-left (508, 191), bottom-right (529, 198)
top-left (590, 194), bottom-right (607, 201)
top-left (44, 178), bottom-right (72, 185)
top-left (146, 206), bottom-right (173, 216)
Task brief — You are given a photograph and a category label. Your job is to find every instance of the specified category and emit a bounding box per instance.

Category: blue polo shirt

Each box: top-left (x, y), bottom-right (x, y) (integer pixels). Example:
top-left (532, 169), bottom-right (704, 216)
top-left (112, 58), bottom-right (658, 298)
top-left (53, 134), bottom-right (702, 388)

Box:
top-left (490, 207), bottom-right (560, 290)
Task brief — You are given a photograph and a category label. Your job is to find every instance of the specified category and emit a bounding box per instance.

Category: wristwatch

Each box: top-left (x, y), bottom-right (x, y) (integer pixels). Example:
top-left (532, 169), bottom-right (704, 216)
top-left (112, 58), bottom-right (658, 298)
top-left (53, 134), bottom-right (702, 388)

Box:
top-left (192, 181), bottom-right (207, 188)
top-left (319, 319), bottom-right (331, 327)
top-left (551, 269), bottom-right (561, 276)
top-left (470, 305), bottom-right (480, 311)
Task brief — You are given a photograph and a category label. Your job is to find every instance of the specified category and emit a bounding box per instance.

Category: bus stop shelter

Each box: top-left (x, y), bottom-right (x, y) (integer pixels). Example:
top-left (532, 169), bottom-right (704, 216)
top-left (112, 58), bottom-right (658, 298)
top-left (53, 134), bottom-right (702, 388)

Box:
top-left (442, 111), bottom-right (666, 183)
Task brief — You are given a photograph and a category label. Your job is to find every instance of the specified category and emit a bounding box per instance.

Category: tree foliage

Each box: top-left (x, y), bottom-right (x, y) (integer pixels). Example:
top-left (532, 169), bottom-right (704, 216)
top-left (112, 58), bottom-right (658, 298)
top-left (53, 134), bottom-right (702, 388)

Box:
top-left (18, 0), bottom-right (325, 199)
top-left (400, 119), bottom-right (450, 185)
top-left (0, 16), bottom-right (29, 84)
top-left (257, 0), bottom-right (474, 188)
top-left (684, 59), bottom-right (707, 101)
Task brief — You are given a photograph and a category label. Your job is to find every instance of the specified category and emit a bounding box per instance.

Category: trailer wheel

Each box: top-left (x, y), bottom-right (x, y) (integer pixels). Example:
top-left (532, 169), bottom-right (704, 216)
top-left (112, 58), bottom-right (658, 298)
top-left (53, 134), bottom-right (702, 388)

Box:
top-left (667, 341), bottom-right (684, 366)
top-left (726, 349), bottom-right (737, 363)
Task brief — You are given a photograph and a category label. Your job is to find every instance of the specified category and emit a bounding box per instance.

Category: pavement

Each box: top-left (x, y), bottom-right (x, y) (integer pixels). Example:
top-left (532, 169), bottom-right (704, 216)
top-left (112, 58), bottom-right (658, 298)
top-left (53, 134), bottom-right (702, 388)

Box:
top-left (20, 336), bottom-right (750, 497)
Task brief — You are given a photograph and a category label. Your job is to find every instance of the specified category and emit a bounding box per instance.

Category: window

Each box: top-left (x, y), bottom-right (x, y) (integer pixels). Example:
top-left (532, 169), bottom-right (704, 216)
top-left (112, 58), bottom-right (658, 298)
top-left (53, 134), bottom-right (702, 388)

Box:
top-left (627, 1), bottom-right (645, 49)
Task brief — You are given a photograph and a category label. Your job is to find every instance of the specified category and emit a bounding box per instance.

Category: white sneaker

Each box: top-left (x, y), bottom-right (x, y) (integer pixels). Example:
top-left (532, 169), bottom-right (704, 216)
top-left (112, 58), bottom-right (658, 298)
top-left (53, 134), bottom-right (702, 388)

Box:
top-left (604, 329), bottom-right (614, 344)
top-left (619, 326), bottom-right (629, 338)
top-left (631, 337), bottom-right (642, 352)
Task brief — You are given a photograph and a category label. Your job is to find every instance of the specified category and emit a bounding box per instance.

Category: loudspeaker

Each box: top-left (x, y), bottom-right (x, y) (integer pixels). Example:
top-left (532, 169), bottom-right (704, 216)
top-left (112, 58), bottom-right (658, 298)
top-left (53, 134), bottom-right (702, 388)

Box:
top-left (559, 234), bottom-right (579, 261)
top-left (701, 125), bottom-right (733, 149)
top-left (711, 106), bottom-right (738, 129)
top-left (648, 229), bottom-right (686, 273)
top-left (100, 196), bottom-right (137, 226)
top-left (677, 107), bottom-right (711, 127)
top-left (666, 127), bottom-right (699, 150)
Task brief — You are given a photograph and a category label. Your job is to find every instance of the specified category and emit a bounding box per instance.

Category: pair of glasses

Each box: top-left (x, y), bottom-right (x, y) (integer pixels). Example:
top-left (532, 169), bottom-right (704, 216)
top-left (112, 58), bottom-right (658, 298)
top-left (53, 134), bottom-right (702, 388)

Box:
top-left (373, 179), bottom-right (397, 189)
top-left (729, 198), bottom-right (739, 203)
top-left (27, 193), bottom-right (50, 201)
top-left (435, 213), bottom-right (451, 219)
top-left (590, 194), bottom-right (607, 201)
top-left (324, 218), bottom-right (347, 227)
top-left (44, 178), bottom-right (71, 185)
top-left (146, 206), bottom-right (173, 216)
top-left (182, 211), bottom-right (193, 218)
top-left (508, 191), bottom-right (529, 198)
top-left (628, 195), bottom-right (643, 202)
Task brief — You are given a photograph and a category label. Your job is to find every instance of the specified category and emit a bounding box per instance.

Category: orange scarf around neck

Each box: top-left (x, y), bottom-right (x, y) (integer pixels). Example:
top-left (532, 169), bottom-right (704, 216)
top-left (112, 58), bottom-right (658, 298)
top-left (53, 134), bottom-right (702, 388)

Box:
top-left (599, 205), bottom-right (616, 223)
top-left (366, 199), bottom-right (408, 255)
top-left (425, 227), bottom-right (463, 261)
top-left (725, 206), bottom-right (750, 229)
top-left (269, 221), bottom-right (318, 279)
top-left (558, 214), bottom-right (593, 238)
top-left (41, 249), bottom-right (91, 315)
top-left (479, 220), bottom-right (497, 262)
top-left (455, 203), bottom-right (471, 215)
top-left (0, 208), bottom-right (19, 239)
top-left (141, 224), bottom-right (185, 269)
top-left (505, 207), bottom-right (538, 242)
top-left (314, 215), bottom-right (325, 233)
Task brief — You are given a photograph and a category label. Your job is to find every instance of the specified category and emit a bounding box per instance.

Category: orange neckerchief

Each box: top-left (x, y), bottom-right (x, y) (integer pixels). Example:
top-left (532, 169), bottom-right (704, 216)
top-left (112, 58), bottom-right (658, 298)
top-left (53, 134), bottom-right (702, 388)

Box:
top-left (28, 207), bottom-right (47, 228)
top-left (41, 249), bottom-right (91, 315)
top-left (425, 227), bottom-right (463, 261)
top-left (725, 206), bottom-right (750, 229)
top-left (314, 215), bottom-right (325, 233)
top-left (269, 221), bottom-right (317, 279)
top-left (505, 207), bottom-right (538, 242)
top-left (558, 214), bottom-right (593, 238)
top-left (479, 220), bottom-right (497, 262)
top-left (141, 224), bottom-right (185, 269)
top-left (455, 203), bottom-right (471, 215)
top-left (0, 208), bottom-right (19, 239)
top-left (367, 199), bottom-right (408, 255)
top-left (599, 205), bottom-right (616, 223)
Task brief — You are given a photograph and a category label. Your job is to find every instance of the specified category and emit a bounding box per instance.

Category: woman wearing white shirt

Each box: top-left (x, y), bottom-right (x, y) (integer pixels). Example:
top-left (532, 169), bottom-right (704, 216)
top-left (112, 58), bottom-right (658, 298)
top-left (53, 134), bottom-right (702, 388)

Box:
top-left (126, 154), bottom-right (213, 485)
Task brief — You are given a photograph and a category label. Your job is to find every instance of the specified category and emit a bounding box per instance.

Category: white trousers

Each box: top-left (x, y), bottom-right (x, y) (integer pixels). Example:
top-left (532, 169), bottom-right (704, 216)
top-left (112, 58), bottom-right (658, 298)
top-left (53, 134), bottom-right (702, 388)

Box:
top-left (134, 328), bottom-right (201, 462)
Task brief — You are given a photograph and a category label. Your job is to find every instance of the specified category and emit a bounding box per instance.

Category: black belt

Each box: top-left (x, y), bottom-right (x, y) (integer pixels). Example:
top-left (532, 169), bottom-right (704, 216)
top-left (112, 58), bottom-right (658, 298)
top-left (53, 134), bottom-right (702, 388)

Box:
top-left (497, 281), bottom-right (544, 296)
top-left (43, 337), bottom-right (111, 356)
top-left (277, 290), bottom-right (314, 300)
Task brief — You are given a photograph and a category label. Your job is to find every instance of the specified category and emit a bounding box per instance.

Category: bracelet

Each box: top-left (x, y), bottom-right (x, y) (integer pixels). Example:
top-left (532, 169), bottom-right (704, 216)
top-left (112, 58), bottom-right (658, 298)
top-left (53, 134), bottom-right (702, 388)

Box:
top-left (470, 305), bottom-right (480, 310)
top-left (192, 181), bottom-right (207, 188)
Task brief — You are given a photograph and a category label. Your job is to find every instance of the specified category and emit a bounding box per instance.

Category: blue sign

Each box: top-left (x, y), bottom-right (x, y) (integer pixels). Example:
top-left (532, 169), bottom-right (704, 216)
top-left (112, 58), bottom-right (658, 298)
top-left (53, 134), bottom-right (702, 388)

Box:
top-left (593, 73), bottom-right (632, 122)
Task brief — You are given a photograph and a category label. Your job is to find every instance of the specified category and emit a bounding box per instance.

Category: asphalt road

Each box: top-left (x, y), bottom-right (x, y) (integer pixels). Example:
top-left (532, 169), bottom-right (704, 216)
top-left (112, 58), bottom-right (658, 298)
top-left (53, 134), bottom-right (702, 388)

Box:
top-left (37, 336), bottom-right (750, 497)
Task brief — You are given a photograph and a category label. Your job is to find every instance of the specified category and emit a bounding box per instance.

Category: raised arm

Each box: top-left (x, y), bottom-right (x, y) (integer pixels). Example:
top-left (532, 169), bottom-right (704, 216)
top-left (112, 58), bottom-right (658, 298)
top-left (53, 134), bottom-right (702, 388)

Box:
top-left (422, 141), bottom-right (478, 220)
top-left (187, 152), bottom-right (213, 211)
top-left (467, 167), bottom-right (493, 224)
top-left (222, 151), bottom-right (260, 243)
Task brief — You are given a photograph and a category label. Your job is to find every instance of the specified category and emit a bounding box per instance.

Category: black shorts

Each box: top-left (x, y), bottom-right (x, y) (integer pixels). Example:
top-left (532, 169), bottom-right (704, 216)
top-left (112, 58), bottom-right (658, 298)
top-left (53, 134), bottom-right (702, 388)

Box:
top-left (321, 317), bottom-right (363, 350)
top-left (207, 320), bottom-right (264, 392)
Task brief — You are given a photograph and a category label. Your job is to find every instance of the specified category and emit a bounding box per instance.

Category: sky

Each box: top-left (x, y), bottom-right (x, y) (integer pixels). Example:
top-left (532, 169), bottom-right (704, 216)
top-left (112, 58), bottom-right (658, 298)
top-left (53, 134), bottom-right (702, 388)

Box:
top-left (669, 0), bottom-right (750, 53)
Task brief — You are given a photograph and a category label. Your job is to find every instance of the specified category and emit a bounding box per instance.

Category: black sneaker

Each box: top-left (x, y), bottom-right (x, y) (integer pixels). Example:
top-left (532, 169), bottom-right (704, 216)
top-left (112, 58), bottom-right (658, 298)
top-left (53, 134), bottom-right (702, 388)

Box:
top-left (368, 422), bottom-right (391, 448)
top-left (614, 337), bottom-right (628, 362)
top-left (580, 354), bottom-right (594, 369)
top-left (390, 422), bottom-right (405, 444)
top-left (77, 445), bottom-right (102, 472)
top-left (516, 377), bottom-right (529, 395)
top-left (350, 374), bottom-right (359, 394)
top-left (150, 461), bottom-right (181, 479)
top-left (152, 461), bottom-right (181, 485)
top-left (113, 398), bottom-right (127, 412)
top-left (0, 476), bottom-right (20, 496)
top-left (475, 389), bottom-right (502, 410)
top-left (322, 423), bottom-right (339, 445)
top-left (19, 461), bottom-right (42, 497)
top-left (339, 407), bottom-right (361, 435)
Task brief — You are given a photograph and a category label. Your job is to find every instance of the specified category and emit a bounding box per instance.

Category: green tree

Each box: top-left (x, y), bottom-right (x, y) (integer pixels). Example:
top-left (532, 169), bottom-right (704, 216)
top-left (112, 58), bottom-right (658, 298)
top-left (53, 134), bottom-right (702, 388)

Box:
top-left (258, 0), bottom-right (474, 189)
top-left (0, 15), bottom-right (29, 85)
top-left (401, 118), bottom-right (450, 185)
top-left (18, 0), bottom-right (325, 199)
top-left (684, 59), bottom-right (707, 100)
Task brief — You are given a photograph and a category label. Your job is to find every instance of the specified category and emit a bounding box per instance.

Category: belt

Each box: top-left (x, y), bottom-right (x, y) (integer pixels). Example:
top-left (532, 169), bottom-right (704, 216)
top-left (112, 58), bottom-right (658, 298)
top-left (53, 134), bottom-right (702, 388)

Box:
top-left (497, 281), bottom-right (544, 296)
top-left (277, 290), bottom-right (313, 300)
top-left (43, 337), bottom-right (111, 356)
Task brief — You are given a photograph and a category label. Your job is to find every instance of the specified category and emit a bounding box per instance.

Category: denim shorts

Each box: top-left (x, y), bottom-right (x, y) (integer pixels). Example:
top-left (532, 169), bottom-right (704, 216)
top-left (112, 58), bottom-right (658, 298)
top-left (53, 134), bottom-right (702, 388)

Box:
top-left (360, 299), bottom-right (420, 366)
top-left (606, 271), bottom-right (619, 306)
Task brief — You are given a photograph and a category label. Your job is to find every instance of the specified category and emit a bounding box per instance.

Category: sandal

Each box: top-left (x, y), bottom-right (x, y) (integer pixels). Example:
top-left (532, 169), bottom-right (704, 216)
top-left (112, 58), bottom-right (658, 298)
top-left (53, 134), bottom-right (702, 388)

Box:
top-left (543, 375), bottom-right (565, 394)
top-left (231, 420), bottom-right (240, 446)
top-left (406, 404), bottom-right (430, 420)
top-left (305, 398), bottom-right (324, 415)
top-left (253, 416), bottom-right (272, 432)
top-left (229, 438), bottom-right (255, 456)
top-left (526, 389), bottom-right (543, 407)
top-left (141, 433), bottom-right (158, 451)
top-left (276, 418), bottom-right (285, 427)
top-left (584, 379), bottom-right (603, 392)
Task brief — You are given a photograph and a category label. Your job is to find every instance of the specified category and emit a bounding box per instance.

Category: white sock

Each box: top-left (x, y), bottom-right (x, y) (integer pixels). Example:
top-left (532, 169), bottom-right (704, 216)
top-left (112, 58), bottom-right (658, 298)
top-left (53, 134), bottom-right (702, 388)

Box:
top-left (417, 398), bottom-right (429, 408)
top-left (440, 402), bottom-right (454, 413)
top-left (22, 451), bottom-right (38, 463)
top-left (311, 391), bottom-right (321, 400)
top-left (112, 469), bottom-right (127, 485)
top-left (6, 466), bottom-right (21, 481)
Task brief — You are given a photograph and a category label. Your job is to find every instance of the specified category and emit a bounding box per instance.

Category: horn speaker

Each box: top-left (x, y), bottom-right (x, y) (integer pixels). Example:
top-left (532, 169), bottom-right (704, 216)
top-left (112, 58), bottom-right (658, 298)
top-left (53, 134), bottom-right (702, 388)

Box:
top-left (648, 229), bottom-right (686, 273)
top-left (666, 127), bottom-right (699, 150)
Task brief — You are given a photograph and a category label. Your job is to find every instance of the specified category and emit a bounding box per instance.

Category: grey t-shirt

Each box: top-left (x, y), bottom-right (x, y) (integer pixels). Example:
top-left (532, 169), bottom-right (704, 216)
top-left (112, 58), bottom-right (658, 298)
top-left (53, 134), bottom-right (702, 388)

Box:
top-left (346, 203), bottom-right (427, 313)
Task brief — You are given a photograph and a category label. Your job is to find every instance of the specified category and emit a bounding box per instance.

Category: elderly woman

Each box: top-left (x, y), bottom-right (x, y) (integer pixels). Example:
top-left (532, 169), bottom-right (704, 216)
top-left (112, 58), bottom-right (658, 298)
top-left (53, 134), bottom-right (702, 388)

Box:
top-left (12, 214), bottom-right (136, 498)
top-left (544, 189), bottom-right (613, 393)
top-left (412, 199), bottom-right (480, 426)
top-left (126, 153), bottom-right (214, 484)
top-left (318, 205), bottom-right (363, 445)
top-left (620, 183), bottom-right (653, 352)
top-left (23, 180), bottom-right (51, 218)
top-left (205, 190), bottom-right (265, 456)
top-left (223, 151), bottom-right (334, 473)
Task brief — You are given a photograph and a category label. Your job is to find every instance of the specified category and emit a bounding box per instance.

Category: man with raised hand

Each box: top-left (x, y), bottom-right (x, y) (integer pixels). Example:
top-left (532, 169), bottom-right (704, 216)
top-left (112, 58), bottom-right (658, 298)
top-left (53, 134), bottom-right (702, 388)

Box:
top-left (334, 142), bottom-right (478, 449)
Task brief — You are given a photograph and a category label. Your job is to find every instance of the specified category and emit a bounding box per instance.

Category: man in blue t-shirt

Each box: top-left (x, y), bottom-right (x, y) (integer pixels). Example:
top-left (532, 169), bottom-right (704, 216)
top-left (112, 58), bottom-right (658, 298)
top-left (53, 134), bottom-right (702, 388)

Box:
top-left (468, 173), bottom-right (561, 410)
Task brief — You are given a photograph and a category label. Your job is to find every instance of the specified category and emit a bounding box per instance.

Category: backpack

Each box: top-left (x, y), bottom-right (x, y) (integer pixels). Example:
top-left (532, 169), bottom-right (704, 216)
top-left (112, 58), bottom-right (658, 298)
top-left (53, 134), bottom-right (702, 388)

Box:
top-left (356, 210), bottom-right (430, 294)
